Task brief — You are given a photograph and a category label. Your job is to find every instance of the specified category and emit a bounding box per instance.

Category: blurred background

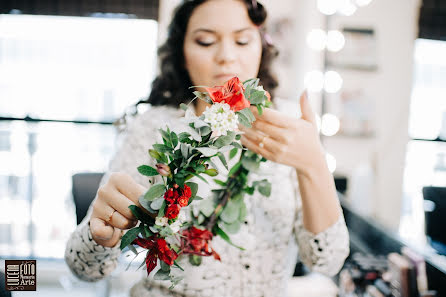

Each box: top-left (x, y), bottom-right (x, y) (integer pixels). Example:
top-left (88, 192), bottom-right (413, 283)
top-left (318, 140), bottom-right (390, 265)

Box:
top-left (0, 0), bottom-right (445, 296)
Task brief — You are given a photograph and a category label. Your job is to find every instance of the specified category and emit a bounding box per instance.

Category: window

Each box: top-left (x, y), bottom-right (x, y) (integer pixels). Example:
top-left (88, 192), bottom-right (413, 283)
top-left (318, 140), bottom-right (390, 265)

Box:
top-left (400, 38), bottom-right (446, 246)
top-left (0, 14), bottom-right (158, 259)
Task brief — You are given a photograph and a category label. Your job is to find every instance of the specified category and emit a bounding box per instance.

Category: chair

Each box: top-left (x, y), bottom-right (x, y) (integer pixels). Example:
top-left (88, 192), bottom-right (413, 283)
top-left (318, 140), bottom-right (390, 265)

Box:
top-left (72, 172), bottom-right (104, 225)
top-left (423, 186), bottom-right (446, 255)
top-left (0, 270), bottom-right (12, 297)
top-left (69, 172), bottom-right (111, 297)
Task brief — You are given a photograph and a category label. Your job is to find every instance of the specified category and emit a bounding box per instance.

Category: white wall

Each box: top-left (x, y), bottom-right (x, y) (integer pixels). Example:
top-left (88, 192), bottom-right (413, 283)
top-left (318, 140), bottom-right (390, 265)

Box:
top-left (321, 0), bottom-right (421, 230)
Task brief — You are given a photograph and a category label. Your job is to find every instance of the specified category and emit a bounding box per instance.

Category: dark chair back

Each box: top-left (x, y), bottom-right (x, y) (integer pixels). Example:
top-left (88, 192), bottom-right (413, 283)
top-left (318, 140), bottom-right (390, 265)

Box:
top-left (423, 186), bottom-right (446, 247)
top-left (0, 270), bottom-right (11, 297)
top-left (72, 172), bottom-right (104, 225)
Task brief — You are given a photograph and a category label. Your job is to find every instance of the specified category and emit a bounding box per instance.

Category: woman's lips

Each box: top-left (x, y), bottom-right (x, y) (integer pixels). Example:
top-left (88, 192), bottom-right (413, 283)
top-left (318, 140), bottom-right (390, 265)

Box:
top-left (214, 74), bottom-right (237, 80)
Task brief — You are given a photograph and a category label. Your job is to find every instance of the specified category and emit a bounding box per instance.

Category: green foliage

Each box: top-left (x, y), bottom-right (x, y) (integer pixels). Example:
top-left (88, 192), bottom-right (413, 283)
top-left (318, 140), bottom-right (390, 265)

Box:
top-left (137, 165), bottom-right (159, 176)
top-left (144, 183), bottom-right (166, 201)
top-left (119, 227), bottom-right (140, 250)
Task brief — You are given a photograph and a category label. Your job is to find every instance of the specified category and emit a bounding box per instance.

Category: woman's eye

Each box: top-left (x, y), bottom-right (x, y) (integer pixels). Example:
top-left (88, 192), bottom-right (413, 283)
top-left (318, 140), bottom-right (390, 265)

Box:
top-left (236, 40), bottom-right (249, 46)
top-left (196, 40), bottom-right (214, 47)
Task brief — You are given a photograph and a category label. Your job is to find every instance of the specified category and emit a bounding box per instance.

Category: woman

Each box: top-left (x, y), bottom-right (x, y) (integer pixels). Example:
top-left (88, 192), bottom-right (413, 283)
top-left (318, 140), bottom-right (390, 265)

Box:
top-left (65, 1), bottom-right (349, 296)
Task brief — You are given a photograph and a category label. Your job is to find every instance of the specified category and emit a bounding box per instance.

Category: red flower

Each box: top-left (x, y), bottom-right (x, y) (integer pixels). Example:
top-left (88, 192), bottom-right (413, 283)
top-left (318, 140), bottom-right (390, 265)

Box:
top-left (177, 195), bottom-right (189, 207)
top-left (165, 204), bottom-right (181, 219)
top-left (132, 236), bottom-right (178, 275)
top-left (181, 226), bottom-right (221, 260)
top-left (205, 77), bottom-right (250, 112)
top-left (164, 184), bottom-right (191, 207)
top-left (156, 238), bottom-right (178, 265)
top-left (164, 188), bottom-right (179, 204)
top-left (182, 184), bottom-right (192, 199)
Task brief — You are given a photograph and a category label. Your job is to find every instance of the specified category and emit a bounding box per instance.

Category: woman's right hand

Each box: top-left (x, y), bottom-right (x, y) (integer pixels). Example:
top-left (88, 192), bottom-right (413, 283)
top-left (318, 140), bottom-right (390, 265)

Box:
top-left (90, 172), bottom-right (147, 248)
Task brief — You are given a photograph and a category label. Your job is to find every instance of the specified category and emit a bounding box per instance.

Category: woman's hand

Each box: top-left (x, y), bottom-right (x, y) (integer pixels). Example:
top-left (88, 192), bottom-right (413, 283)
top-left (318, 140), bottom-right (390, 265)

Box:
top-left (90, 172), bottom-right (146, 248)
top-left (239, 91), bottom-right (326, 178)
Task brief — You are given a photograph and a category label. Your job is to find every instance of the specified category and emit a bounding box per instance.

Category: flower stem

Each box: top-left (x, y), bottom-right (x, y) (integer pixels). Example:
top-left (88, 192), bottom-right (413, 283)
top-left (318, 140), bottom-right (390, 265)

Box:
top-left (205, 150), bottom-right (246, 231)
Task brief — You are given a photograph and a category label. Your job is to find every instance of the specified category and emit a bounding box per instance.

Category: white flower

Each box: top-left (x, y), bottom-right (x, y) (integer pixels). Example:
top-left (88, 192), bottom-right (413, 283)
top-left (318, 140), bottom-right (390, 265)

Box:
top-left (155, 216), bottom-right (168, 226)
top-left (255, 85), bottom-right (265, 92)
top-left (203, 102), bottom-right (239, 138)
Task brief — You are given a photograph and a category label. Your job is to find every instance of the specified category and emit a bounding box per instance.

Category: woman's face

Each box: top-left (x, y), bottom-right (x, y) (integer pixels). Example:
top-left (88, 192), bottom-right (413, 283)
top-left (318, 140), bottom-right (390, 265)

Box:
top-left (183, 0), bottom-right (263, 89)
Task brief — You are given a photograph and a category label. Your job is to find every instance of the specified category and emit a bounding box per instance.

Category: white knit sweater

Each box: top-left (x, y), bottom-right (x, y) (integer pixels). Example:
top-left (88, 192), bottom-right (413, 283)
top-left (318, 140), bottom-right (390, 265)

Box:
top-left (64, 99), bottom-right (350, 297)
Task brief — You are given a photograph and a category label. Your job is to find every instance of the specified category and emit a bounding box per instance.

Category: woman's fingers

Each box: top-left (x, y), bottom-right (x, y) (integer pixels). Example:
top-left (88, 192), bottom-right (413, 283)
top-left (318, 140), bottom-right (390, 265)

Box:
top-left (110, 172), bottom-right (146, 207)
top-left (93, 195), bottom-right (138, 230)
top-left (249, 106), bottom-right (295, 128)
top-left (90, 217), bottom-right (123, 247)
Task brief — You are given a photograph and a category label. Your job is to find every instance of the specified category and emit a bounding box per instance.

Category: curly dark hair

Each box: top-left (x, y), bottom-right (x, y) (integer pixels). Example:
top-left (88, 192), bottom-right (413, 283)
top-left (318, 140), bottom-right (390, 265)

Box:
top-left (135, 0), bottom-right (278, 110)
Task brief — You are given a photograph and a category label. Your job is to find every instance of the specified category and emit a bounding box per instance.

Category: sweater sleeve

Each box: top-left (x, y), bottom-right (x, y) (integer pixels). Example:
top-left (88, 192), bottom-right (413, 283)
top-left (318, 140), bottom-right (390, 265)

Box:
top-left (64, 107), bottom-right (170, 282)
top-left (290, 168), bottom-right (350, 276)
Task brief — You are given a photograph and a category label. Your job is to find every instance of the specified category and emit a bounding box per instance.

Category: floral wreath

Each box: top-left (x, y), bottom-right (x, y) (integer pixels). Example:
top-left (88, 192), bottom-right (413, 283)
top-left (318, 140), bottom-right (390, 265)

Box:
top-left (120, 77), bottom-right (273, 288)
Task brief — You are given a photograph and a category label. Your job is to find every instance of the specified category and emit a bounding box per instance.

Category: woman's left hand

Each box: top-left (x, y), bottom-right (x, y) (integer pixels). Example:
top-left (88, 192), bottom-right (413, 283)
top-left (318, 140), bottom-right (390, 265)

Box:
top-left (239, 91), bottom-right (326, 178)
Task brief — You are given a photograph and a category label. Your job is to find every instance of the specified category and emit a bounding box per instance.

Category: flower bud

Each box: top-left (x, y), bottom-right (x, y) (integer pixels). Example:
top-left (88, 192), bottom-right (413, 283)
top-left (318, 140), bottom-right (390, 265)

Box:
top-left (156, 163), bottom-right (171, 176)
top-left (204, 168), bottom-right (218, 176)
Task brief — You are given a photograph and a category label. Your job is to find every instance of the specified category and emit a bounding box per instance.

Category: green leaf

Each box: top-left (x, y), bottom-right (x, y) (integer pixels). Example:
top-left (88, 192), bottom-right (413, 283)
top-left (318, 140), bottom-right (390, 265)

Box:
top-left (173, 260), bottom-right (184, 271)
top-left (171, 131), bottom-right (178, 148)
top-left (249, 89), bottom-right (266, 104)
top-left (159, 129), bottom-right (171, 145)
top-left (160, 260), bottom-right (171, 272)
top-left (193, 91), bottom-right (212, 104)
top-left (217, 153), bottom-right (228, 171)
top-left (180, 143), bottom-right (189, 159)
top-left (140, 224), bottom-right (153, 238)
top-left (239, 108), bottom-right (256, 122)
top-left (178, 132), bottom-right (191, 142)
top-left (150, 197), bottom-right (164, 210)
top-left (127, 244), bottom-right (138, 255)
top-left (139, 195), bottom-right (157, 213)
top-left (188, 195), bottom-right (203, 204)
top-left (154, 268), bottom-right (171, 280)
top-left (235, 134), bottom-right (241, 140)
top-left (149, 149), bottom-right (162, 161)
top-left (144, 183), bottom-right (166, 201)
top-left (185, 182), bottom-right (198, 198)
top-left (214, 179), bottom-right (226, 186)
top-left (190, 172), bottom-right (209, 184)
top-left (220, 199), bottom-right (240, 223)
top-left (137, 165), bottom-right (159, 176)
top-left (199, 198), bottom-right (216, 217)
top-left (237, 112), bottom-right (252, 128)
top-left (180, 103), bottom-right (188, 111)
top-left (189, 255), bottom-right (202, 266)
top-left (228, 161), bottom-right (242, 176)
top-left (153, 143), bottom-right (173, 153)
top-left (200, 126), bottom-right (212, 136)
top-left (241, 157), bottom-right (260, 171)
top-left (215, 226), bottom-right (245, 250)
top-left (256, 104), bottom-right (263, 116)
top-left (128, 205), bottom-right (155, 224)
top-left (213, 131), bottom-right (235, 148)
top-left (231, 141), bottom-right (243, 149)
top-left (238, 201), bottom-right (247, 221)
top-left (258, 180), bottom-right (272, 197)
top-left (229, 147), bottom-right (238, 160)
top-left (120, 227), bottom-right (141, 250)
top-left (195, 147), bottom-right (218, 157)
top-left (244, 186), bottom-right (255, 195)
top-left (218, 220), bottom-right (241, 234)
top-left (158, 200), bottom-right (167, 217)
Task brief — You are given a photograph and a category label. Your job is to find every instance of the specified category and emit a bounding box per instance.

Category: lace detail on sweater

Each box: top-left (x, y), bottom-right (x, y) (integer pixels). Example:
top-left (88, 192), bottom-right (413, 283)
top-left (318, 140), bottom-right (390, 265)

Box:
top-left (64, 101), bottom-right (349, 297)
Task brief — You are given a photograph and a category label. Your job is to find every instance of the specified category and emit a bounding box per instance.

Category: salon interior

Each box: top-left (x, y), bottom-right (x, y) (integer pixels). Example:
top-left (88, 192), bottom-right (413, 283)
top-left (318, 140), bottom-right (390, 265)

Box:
top-left (0, 0), bottom-right (446, 296)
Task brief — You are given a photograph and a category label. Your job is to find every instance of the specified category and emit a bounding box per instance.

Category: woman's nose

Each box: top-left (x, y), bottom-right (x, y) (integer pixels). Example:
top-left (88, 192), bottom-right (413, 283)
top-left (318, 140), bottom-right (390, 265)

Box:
top-left (214, 40), bottom-right (237, 65)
